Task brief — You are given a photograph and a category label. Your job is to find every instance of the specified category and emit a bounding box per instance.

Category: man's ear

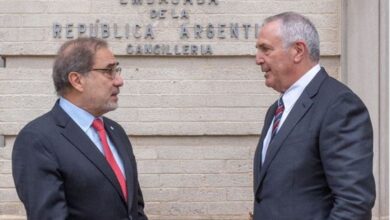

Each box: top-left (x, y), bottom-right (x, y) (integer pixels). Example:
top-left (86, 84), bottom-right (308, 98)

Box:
top-left (292, 41), bottom-right (307, 63)
top-left (68, 72), bottom-right (85, 92)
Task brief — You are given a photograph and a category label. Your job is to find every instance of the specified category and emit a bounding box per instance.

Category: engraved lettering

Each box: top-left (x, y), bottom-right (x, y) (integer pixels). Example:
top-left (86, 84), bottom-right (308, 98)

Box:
top-left (206, 24), bottom-right (215, 39)
top-left (78, 23), bottom-right (87, 36)
top-left (180, 24), bottom-right (190, 39)
top-left (194, 24), bottom-right (203, 39)
top-left (243, 24), bottom-right (251, 39)
top-left (217, 24), bottom-right (226, 39)
top-left (230, 23), bottom-right (239, 39)
top-left (134, 24), bottom-right (142, 38)
top-left (132, 0), bottom-right (143, 5)
top-left (114, 23), bottom-right (122, 39)
top-left (53, 23), bottom-right (62, 38)
top-left (184, 0), bottom-right (193, 5)
top-left (101, 23), bottom-right (110, 38)
top-left (145, 24), bottom-right (155, 39)
top-left (66, 23), bottom-right (74, 38)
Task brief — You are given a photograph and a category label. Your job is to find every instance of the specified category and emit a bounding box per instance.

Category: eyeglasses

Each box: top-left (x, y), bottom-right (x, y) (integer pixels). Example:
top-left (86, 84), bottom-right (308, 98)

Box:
top-left (92, 65), bottom-right (122, 79)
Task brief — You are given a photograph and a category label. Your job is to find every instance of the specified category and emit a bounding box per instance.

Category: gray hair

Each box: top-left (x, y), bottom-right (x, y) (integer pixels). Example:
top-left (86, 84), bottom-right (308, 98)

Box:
top-left (263, 12), bottom-right (320, 62)
top-left (52, 37), bottom-right (108, 96)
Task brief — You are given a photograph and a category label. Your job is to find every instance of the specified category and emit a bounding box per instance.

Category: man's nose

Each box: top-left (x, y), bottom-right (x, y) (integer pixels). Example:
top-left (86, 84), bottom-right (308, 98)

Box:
top-left (113, 74), bottom-right (124, 87)
top-left (255, 52), bottom-right (264, 65)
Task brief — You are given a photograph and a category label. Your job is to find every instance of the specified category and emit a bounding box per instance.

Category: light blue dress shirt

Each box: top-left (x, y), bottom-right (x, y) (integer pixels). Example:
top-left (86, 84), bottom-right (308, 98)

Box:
top-left (59, 97), bottom-right (125, 177)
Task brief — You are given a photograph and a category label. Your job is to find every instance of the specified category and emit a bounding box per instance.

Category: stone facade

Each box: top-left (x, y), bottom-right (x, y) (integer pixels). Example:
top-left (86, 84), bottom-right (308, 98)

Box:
top-left (1, 0), bottom-right (384, 220)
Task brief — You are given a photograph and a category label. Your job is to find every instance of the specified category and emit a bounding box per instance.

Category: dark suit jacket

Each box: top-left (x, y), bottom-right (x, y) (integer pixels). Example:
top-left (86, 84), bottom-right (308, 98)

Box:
top-left (253, 68), bottom-right (375, 220)
top-left (12, 101), bottom-right (148, 220)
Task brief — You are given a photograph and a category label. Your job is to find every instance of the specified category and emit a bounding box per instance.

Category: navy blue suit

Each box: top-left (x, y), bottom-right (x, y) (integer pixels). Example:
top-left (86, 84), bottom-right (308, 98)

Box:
top-left (12, 101), bottom-right (147, 220)
top-left (253, 68), bottom-right (375, 220)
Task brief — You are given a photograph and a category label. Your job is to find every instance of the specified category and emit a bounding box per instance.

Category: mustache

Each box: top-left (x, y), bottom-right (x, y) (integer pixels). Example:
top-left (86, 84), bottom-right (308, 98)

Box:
top-left (260, 65), bottom-right (269, 73)
top-left (262, 69), bottom-right (270, 74)
top-left (112, 89), bottom-right (120, 95)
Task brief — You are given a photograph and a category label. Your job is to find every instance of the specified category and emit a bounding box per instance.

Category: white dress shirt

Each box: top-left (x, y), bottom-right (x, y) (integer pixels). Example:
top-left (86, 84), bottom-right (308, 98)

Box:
top-left (261, 64), bottom-right (321, 164)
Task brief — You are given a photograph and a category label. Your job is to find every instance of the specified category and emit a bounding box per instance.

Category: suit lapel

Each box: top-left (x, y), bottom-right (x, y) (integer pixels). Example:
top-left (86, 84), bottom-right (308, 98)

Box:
top-left (254, 103), bottom-right (276, 190)
top-left (104, 119), bottom-right (135, 209)
top-left (51, 103), bottom-right (126, 203)
top-left (255, 68), bottom-right (328, 193)
top-left (260, 93), bottom-right (313, 179)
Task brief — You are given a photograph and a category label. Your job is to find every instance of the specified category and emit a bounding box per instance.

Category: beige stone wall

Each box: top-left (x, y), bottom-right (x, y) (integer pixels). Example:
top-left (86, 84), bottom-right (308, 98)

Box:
top-left (0, 0), bottom-right (344, 220)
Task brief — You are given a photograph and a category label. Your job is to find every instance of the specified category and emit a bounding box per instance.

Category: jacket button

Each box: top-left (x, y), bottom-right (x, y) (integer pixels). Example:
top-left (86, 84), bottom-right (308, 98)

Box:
top-left (255, 197), bottom-right (261, 203)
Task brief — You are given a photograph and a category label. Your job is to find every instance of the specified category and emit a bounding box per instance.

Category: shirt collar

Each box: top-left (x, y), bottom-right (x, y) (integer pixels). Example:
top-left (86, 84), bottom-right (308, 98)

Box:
top-left (59, 97), bottom-right (98, 132)
top-left (281, 64), bottom-right (321, 110)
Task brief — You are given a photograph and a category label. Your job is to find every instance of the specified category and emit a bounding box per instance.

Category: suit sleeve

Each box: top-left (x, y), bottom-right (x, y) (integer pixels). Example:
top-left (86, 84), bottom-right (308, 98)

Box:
top-left (136, 180), bottom-right (148, 220)
top-left (12, 129), bottom-right (68, 220)
top-left (320, 92), bottom-right (375, 220)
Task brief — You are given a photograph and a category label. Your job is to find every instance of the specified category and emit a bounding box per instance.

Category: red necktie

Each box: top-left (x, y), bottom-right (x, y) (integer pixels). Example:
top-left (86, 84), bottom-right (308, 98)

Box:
top-left (92, 118), bottom-right (128, 201)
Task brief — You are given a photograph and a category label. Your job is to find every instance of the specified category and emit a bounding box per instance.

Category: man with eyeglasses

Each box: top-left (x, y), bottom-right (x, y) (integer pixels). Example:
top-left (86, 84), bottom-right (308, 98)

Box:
top-left (12, 37), bottom-right (148, 220)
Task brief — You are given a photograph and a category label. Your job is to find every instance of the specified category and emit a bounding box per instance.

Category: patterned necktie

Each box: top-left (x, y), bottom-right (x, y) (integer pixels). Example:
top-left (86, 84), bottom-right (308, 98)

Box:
top-left (271, 97), bottom-right (284, 140)
top-left (92, 118), bottom-right (128, 201)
